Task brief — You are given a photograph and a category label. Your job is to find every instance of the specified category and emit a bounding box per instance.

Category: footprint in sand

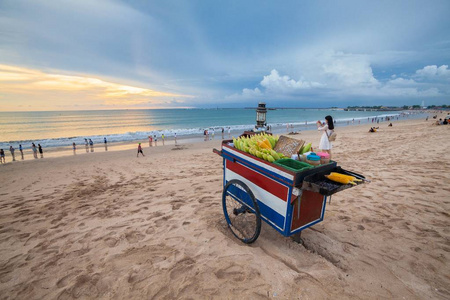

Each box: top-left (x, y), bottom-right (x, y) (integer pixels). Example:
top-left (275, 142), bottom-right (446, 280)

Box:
top-left (154, 215), bottom-right (172, 228)
top-left (125, 230), bottom-right (145, 243)
top-left (58, 273), bottom-right (101, 299)
top-left (104, 237), bottom-right (120, 247)
top-left (56, 270), bottom-right (83, 288)
top-left (214, 264), bottom-right (249, 281)
top-left (169, 257), bottom-right (196, 280)
top-left (171, 203), bottom-right (182, 210)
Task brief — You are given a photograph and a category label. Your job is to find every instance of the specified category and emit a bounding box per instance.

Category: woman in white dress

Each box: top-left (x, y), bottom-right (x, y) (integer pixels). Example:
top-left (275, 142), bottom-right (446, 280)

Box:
top-left (316, 115), bottom-right (334, 158)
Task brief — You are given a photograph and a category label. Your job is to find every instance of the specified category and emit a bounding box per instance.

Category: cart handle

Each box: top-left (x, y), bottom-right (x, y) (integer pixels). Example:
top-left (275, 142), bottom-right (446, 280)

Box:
top-left (213, 148), bottom-right (222, 156)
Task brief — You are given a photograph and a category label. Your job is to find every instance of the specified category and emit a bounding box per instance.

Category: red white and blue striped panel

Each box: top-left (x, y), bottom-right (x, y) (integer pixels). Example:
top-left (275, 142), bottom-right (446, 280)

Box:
top-left (225, 160), bottom-right (289, 230)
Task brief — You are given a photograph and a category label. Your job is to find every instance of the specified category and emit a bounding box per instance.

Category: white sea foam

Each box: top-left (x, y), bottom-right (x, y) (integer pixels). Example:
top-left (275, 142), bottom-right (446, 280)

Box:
top-left (0, 110), bottom-right (425, 150)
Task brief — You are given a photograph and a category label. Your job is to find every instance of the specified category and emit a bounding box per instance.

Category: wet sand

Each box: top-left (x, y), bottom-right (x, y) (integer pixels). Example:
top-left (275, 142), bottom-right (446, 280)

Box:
top-left (0, 117), bottom-right (449, 299)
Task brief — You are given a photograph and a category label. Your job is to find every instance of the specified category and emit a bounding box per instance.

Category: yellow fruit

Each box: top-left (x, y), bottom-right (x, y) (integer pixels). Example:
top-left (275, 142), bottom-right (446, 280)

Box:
top-left (257, 140), bottom-right (271, 150)
top-left (325, 174), bottom-right (356, 185)
top-left (329, 172), bottom-right (362, 182)
top-left (270, 150), bottom-right (280, 161)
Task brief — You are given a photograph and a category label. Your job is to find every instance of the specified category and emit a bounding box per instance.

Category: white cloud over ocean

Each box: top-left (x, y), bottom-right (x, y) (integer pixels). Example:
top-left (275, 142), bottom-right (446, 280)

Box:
top-left (229, 55), bottom-right (447, 104)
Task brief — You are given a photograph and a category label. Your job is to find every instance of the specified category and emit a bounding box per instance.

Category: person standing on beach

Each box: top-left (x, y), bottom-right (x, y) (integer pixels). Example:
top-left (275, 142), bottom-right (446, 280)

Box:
top-left (211, 128), bottom-right (215, 140)
top-left (85, 139), bottom-right (89, 153)
top-left (148, 136), bottom-right (153, 147)
top-left (38, 144), bottom-right (43, 158)
top-left (104, 137), bottom-right (108, 151)
top-left (174, 132), bottom-right (177, 144)
top-left (317, 115), bottom-right (334, 159)
top-left (19, 144), bottom-right (24, 160)
top-left (228, 127), bottom-right (231, 138)
top-left (154, 135), bottom-right (157, 146)
top-left (73, 142), bottom-right (76, 155)
top-left (9, 146), bottom-right (16, 161)
top-left (162, 134), bottom-right (165, 145)
top-left (221, 127), bottom-right (224, 139)
top-left (31, 143), bottom-right (38, 159)
top-left (0, 149), bottom-right (5, 163)
top-left (137, 143), bottom-right (145, 157)
top-left (89, 139), bottom-right (94, 152)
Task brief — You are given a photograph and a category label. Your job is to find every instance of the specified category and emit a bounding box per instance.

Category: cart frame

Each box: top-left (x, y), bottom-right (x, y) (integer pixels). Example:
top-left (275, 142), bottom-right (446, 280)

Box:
top-left (215, 141), bottom-right (338, 238)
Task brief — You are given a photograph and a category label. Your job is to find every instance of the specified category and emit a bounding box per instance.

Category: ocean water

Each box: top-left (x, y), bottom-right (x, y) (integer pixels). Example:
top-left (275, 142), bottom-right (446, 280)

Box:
top-left (0, 108), bottom-right (421, 149)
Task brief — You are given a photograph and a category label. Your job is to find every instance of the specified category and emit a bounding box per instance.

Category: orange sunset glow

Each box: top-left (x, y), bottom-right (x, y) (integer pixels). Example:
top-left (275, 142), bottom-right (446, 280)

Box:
top-left (0, 64), bottom-right (192, 111)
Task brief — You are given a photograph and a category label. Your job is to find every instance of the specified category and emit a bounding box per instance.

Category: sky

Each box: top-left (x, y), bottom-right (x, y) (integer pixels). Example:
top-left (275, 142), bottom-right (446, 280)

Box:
top-left (0, 0), bottom-right (450, 111)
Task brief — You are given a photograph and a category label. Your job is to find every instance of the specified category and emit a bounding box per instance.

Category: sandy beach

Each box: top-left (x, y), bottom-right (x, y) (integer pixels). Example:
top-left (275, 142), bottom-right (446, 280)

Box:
top-left (0, 117), bottom-right (449, 299)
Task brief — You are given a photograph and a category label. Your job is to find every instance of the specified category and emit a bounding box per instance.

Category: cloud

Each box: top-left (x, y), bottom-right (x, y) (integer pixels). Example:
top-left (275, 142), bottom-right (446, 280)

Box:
top-left (321, 53), bottom-right (379, 87)
top-left (1, 1), bottom-right (450, 108)
top-left (0, 64), bottom-right (192, 110)
top-left (415, 65), bottom-right (450, 80)
top-left (385, 77), bottom-right (418, 86)
top-left (230, 54), bottom-right (448, 104)
top-left (260, 70), bottom-right (323, 93)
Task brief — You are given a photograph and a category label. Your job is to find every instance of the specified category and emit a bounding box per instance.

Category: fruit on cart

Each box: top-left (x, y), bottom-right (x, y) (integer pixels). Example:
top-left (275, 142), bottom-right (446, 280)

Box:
top-left (325, 173), bottom-right (362, 185)
top-left (329, 172), bottom-right (362, 182)
top-left (257, 139), bottom-right (272, 150)
top-left (232, 133), bottom-right (285, 163)
top-left (299, 143), bottom-right (312, 154)
top-left (269, 149), bottom-right (281, 160)
top-left (267, 135), bottom-right (276, 148)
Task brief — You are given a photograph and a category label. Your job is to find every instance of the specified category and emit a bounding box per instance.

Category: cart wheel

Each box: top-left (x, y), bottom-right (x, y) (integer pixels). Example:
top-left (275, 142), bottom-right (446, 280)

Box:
top-left (222, 179), bottom-right (261, 244)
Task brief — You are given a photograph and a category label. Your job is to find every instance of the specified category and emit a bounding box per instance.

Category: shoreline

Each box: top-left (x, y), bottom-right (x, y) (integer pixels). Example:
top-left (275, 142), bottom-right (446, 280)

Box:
top-left (0, 111), bottom-right (434, 164)
top-left (0, 110), bottom-right (429, 151)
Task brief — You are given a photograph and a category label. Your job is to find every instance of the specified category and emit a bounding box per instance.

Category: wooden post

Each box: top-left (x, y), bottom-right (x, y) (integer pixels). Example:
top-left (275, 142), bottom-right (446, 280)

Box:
top-left (291, 232), bottom-right (303, 244)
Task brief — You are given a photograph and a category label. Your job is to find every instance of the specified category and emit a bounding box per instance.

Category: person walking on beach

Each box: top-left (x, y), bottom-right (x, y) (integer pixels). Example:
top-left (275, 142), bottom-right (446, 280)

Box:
top-left (228, 127), bottom-right (231, 138)
top-left (38, 144), bottom-right (43, 158)
top-left (221, 127), bottom-right (224, 139)
top-left (174, 132), bottom-right (177, 144)
top-left (317, 115), bottom-right (334, 159)
top-left (19, 144), bottom-right (24, 160)
top-left (9, 146), bottom-right (16, 161)
top-left (104, 137), bottom-right (108, 151)
top-left (31, 143), bottom-right (38, 159)
top-left (162, 134), bottom-right (165, 145)
top-left (154, 135), bottom-right (157, 146)
top-left (89, 139), bottom-right (94, 152)
top-left (137, 143), bottom-right (145, 157)
top-left (84, 139), bottom-right (89, 153)
top-left (73, 142), bottom-right (76, 155)
top-left (0, 149), bottom-right (5, 163)
top-left (148, 136), bottom-right (153, 147)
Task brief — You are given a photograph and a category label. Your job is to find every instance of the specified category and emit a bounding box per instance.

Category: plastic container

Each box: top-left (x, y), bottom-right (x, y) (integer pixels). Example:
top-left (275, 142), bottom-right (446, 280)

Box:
top-left (300, 151), bottom-right (313, 162)
top-left (306, 154), bottom-right (321, 166)
top-left (274, 159), bottom-right (313, 173)
top-left (291, 154), bottom-right (299, 161)
top-left (317, 152), bottom-right (331, 164)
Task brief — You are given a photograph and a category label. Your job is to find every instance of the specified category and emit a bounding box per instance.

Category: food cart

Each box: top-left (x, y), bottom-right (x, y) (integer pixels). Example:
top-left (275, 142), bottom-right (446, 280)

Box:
top-left (213, 138), bottom-right (367, 244)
